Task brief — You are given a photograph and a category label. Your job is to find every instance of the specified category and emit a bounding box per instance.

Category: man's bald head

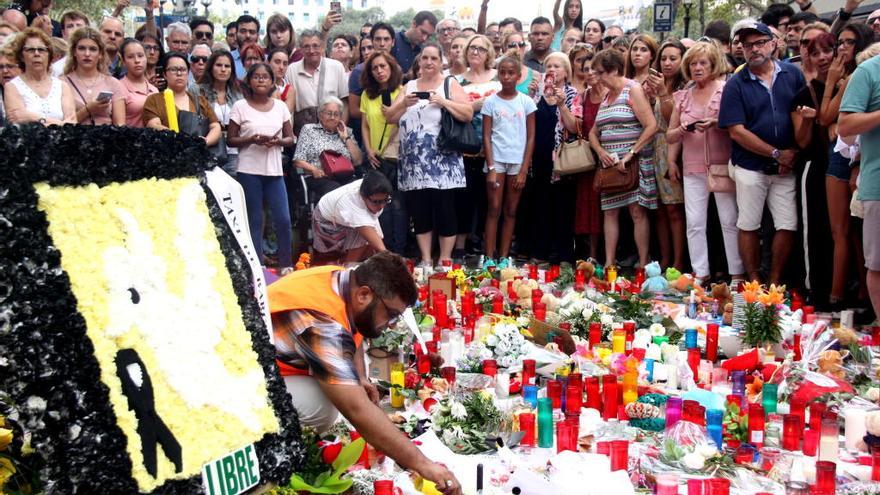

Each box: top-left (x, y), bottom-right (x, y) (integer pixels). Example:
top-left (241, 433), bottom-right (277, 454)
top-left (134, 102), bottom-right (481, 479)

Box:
top-left (2, 9), bottom-right (27, 31)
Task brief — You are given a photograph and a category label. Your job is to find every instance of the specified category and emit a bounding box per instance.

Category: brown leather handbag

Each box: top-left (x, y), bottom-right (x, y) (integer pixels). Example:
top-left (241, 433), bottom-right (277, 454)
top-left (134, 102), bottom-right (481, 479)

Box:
top-left (595, 154), bottom-right (639, 194)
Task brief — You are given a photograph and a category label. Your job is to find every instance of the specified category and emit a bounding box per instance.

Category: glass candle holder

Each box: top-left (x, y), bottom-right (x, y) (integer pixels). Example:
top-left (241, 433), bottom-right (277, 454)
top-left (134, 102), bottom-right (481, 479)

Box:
top-left (748, 404), bottom-right (765, 448)
top-left (596, 440), bottom-right (610, 456)
top-left (588, 322), bottom-right (601, 349)
top-left (762, 383), bottom-right (778, 415)
top-left (790, 397), bottom-right (806, 427)
top-left (548, 379), bottom-right (563, 409)
top-left (782, 414), bottom-right (802, 451)
top-left (495, 371), bottom-right (510, 398)
top-left (373, 480), bottom-right (396, 495)
top-left (707, 409), bottom-right (724, 449)
top-left (759, 447), bottom-right (782, 471)
top-left (706, 323), bottom-right (719, 361)
top-left (687, 348), bottom-right (701, 381)
top-left (687, 479), bottom-right (704, 495)
top-left (533, 302), bottom-right (547, 321)
top-left (731, 370), bottom-right (746, 397)
top-left (819, 412), bottom-right (839, 463)
top-left (872, 450), bottom-right (880, 482)
top-left (707, 478), bottom-right (730, 495)
top-left (665, 397), bottom-right (683, 430)
top-left (803, 428), bottom-right (819, 456)
top-left (814, 460), bottom-right (836, 495)
top-left (565, 383), bottom-right (582, 414)
top-left (418, 354), bottom-right (432, 374)
top-left (440, 366), bottom-right (456, 385)
top-left (519, 412), bottom-right (536, 447)
top-left (685, 328), bottom-right (698, 349)
top-left (602, 374), bottom-right (618, 421)
top-left (612, 330), bottom-right (625, 354)
top-left (482, 359), bottom-right (497, 378)
top-left (609, 439), bottom-right (629, 471)
top-left (735, 445), bottom-right (754, 465)
top-left (537, 398), bottom-right (554, 448)
top-left (655, 474), bottom-right (678, 495)
top-left (555, 420), bottom-right (575, 453)
top-left (784, 481), bottom-right (810, 495)
top-left (523, 385), bottom-right (538, 409)
top-left (809, 402), bottom-right (827, 431)
top-left (585, 376), bottom-right (601, 410)
top-left (522, 359), bottom-right (536, 387)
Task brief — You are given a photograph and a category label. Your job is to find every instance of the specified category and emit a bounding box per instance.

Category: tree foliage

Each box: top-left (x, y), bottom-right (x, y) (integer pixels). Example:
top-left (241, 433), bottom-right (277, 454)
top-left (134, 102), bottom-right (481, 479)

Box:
top-left (52, 0), bottom-right (115, 26)
top-left (323, 7), bottom-right (444, 44)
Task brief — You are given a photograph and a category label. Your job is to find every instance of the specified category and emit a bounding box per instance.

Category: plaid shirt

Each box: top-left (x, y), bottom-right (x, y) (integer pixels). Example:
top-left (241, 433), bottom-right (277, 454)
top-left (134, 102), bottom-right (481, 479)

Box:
top-left (273, 271), bottom-right (360, 386)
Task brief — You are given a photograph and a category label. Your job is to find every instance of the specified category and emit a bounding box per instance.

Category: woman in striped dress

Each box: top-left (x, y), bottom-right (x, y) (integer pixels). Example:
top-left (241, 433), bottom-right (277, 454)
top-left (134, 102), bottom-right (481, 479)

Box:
top-left (588, 49), bottom-right (658, 268)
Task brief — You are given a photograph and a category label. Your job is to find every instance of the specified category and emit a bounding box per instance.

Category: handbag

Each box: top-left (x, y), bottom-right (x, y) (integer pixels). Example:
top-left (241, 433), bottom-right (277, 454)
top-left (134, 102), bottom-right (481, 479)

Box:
top-left (595, 154), bottom-right (639, 194)
top-left (436, 76), bottom-right (482, 154)
top-left (554, 117), bottom-right (596, 175)
top-left (320, 149), bottom-right (355, 179)
top-left (705, 135), bottom-right (735, 193)
top-left (190, 86), bottom-right (228, 161)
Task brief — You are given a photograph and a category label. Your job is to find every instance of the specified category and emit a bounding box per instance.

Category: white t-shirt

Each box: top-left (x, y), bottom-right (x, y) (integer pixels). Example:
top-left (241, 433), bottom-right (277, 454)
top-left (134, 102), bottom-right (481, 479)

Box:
top-left (284, 57), bottom-right (349, 112)
top-left (316, 179), bottom-right (383, 235)
top-left (229, 98), bottom-right (291, 176)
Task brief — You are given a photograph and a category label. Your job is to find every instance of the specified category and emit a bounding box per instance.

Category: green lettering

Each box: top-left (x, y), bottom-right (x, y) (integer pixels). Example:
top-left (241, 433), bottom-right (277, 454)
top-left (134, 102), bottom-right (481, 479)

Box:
top-left (245, 445), bottom-right (258, 485)
top-left (204, 464), bottom-right (216, 495)
top-left (217, 460), bottom-right (227, 495)
top-left (222, 457), bottom-right (239, 494)
top-left (234, 451), bottom-right (249, 489)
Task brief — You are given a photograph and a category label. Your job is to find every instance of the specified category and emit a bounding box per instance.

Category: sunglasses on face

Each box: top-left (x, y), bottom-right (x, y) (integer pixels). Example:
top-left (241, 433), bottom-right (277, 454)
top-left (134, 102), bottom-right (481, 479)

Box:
top-left (799, 38), bottom-right (812, 47)
top-left (190, 55), bottom-right (208, 64)
top-left (507, 41), bottom-right (527, 48)
top-left (603, 36), bottom-right (615, 44)
top-left (194, 31), bottom-right (213, 40)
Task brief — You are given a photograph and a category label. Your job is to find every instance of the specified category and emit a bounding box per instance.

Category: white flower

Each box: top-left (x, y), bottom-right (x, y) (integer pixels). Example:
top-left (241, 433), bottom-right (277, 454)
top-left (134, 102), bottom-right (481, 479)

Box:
top-left (581, 308), bottom-right (593, 319)
top-left (486, 334), bottom-right (499, 347)
top-left (450, 401), bottom-right (468, 420)
top-left (601, 314), bottom-right (614, 326)
top-left (649, 323), bottom-right (666, 336)
top-left (560, 308), bottom-right (571, 318)
top-left (696, 443), bottom-right (718, 458)
top-left (867, 388), bottom-right (880, 402)
top-left (682, 451), bottom-right (706, 470)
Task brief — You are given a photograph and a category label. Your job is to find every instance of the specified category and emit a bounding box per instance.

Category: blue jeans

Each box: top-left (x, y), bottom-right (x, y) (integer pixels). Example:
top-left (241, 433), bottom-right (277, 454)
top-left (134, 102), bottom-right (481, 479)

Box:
top-left (236, 173), bottom-right (293, 267)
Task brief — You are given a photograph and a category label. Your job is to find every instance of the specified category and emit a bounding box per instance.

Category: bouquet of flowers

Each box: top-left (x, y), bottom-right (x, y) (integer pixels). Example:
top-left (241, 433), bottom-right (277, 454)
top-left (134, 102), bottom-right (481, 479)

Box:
top-left (741, 282), bottom-right (784, 349)
top-left (457, 321), bottom-right (528, 371)
top-left (431, 391), bottom-right (501, 454)
top-left (369, 324), bottom-right (412, 354)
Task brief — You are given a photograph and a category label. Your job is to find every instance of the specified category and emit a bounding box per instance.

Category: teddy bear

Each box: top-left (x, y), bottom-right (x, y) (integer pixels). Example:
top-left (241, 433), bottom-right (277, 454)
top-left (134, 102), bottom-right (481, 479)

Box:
top-left (641, 261), bottom-right (669, 293)
top-left (512, 278), bottom-right (539, 308)
top-left (499, 267), bottom-right (520, 284)
top-left (817, 349), bottom-right (846, 380)
top-left (665, 267), bottom-right (682, 283)
top-left (833, 326), bottom-right (860, 346)
top-left (862, 410), bottom-right (880, 453)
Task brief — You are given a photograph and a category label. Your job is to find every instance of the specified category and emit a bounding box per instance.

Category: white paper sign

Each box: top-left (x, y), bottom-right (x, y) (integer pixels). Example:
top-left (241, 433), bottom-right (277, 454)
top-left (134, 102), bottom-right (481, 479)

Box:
top-left (201, 443), bottom-right (260, 495)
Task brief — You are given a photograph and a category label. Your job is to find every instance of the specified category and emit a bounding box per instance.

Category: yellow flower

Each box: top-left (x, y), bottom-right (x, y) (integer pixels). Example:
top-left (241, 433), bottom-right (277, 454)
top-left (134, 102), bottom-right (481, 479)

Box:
top-left (0, 427), bottom-right (12, 451)
top-left (743, 281), bottom-right (762, 293)
top-left (0, 456), bottom-right (15, 487)
top-left (743, 290), bottom-right (759, 304)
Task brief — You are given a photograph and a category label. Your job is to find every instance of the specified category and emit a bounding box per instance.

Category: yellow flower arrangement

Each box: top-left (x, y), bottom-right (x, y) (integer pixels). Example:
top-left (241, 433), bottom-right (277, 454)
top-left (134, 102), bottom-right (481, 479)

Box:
top-left (35, 179), bottom-right (280, 492)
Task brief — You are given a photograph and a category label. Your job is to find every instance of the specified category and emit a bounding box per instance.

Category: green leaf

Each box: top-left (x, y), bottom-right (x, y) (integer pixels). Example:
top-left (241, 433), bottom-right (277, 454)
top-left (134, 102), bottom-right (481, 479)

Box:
top-left (331, 437), bottom-right (365, 476)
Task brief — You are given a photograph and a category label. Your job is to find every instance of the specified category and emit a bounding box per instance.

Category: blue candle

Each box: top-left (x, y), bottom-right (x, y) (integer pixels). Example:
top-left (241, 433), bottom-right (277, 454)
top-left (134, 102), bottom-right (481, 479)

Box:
top-left (685, 328), bottom-right (698, 349)
top-left (645, 358), bottom-right (655, 383)
top-left (707, 409), bottom-right (724, 449)
top-left (523, 385), bottom-right (538, 409)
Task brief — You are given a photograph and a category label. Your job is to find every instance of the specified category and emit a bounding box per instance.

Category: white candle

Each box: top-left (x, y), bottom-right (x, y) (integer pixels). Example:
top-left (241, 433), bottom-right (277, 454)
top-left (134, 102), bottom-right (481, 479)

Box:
top-left (844, 408), bottom-right (868, 452)
top-left (496, 371), bottom-right (510, 398)
top-left (666, 363), bottom-right (679, 390)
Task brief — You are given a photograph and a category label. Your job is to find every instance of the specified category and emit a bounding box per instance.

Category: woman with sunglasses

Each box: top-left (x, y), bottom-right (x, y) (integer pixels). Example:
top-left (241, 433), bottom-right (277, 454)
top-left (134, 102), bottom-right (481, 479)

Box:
top-left (646, 38), bottom-right (687, 271)
top-left (227, 63), bottom-right (295, 273)
top-left (312, 170), bottom-right (393, 262)
top-left (4, 28), bottom-right (76, 125)
top-left (500, 31), bottom-right (538, 96)
top-left (454, 34), bottom-right (501, 259)
top-left (197, 49), bottom-right (243, 175)
top-left (573, 45), bottom-right (605, 261)
top-left (119, 38), bottom-right (158, 127)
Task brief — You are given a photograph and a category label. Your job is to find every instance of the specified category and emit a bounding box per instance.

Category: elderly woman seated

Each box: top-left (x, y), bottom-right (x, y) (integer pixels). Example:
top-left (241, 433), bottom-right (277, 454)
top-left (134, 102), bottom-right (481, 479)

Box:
top-left (292, 95), bottom-right (363, 200)
top-left (312, 170), bottom-right (392, 262)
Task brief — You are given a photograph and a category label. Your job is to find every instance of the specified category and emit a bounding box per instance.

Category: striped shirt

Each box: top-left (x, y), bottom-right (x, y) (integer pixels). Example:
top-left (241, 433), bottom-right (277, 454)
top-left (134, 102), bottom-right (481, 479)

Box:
top-left (273, 270), bottom-right (360, 385)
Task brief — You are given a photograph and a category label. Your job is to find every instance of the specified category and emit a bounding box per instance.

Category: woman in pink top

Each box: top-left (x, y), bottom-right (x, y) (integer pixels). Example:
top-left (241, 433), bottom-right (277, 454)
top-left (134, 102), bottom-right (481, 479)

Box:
top-left (119, 39), bottom-right (158, 127)
top-left (62, 27), bottom-right (125, 126)
top-left (667, 41), bottom-right (743, 285)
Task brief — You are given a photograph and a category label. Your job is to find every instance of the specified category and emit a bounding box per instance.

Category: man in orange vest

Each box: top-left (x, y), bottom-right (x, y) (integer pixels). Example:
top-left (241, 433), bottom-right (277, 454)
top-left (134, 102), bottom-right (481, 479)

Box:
top-left (270, 252), bottom-right (461, 495)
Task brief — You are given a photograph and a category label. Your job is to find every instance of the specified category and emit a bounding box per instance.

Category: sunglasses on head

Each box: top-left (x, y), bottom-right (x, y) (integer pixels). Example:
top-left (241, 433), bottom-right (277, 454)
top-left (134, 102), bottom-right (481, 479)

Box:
top-left (603, 36), bottom-right (615, 44)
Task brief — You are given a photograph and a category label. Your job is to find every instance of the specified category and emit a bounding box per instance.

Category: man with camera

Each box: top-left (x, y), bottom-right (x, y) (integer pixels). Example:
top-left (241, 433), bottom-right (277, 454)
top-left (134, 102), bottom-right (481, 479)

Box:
top-left (719, 21), bottom-right (805, 284)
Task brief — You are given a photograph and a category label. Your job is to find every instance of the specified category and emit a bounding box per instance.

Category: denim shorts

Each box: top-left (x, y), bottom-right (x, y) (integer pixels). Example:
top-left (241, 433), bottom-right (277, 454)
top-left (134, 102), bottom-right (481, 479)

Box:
top-left (483, 161), bottom-right (522, 175)
top-left (827, 143), bottom-right (852, 181)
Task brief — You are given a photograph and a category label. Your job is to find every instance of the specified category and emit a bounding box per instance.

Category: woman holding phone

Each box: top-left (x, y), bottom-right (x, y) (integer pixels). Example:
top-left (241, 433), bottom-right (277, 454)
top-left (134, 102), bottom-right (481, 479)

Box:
top-left (63, 27), bottom-right (125, 125)
top-left (227, 63), bottom-right (295, 273)
top-left (360, 50), bottom-right (406, 254)
top-left (387, 42), bottom-right (473, 267)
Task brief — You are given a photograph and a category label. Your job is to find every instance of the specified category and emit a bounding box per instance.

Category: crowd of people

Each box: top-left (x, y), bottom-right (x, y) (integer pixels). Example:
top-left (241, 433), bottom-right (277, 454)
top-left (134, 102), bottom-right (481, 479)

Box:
top-left (2, 0), bottom-right (880, 324)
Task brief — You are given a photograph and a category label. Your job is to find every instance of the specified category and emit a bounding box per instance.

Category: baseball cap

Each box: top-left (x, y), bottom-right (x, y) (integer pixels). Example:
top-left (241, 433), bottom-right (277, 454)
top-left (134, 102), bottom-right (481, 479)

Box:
top-left (734, 21), bottom-right (773, 38)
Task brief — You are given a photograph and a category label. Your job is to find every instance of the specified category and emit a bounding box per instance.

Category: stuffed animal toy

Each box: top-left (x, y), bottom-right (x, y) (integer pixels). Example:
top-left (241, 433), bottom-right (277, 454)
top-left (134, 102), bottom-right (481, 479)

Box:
top-left (665, 267), bottom-right (682, 282)
top-left (833, 326), bottom-right (860, 346)
top-left (709, 283), bottom-right (732, 307)
top-left (541, 293), bottom-right (560, 313)
top-left (641, 261), bottom-right (669, 292)
top-left (512, 278), bottom-right (539, 307)
top-left (500, 267), bottom-right (519, 283)
top-left (817, 350), bottom-right (846, 380)
top-left (674, 273), bottom-right (697, 292)
top-left (576, 260), bottom-right (596, 279)
top-left (723, 303), bottom-right (734, 326)
top-left (863, 410), bottom-right (880, 453)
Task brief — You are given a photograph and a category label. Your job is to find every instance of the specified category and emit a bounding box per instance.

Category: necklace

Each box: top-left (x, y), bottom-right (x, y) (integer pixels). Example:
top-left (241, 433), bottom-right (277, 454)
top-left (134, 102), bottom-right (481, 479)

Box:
top-left (75, 72), bottom-right (102, 94)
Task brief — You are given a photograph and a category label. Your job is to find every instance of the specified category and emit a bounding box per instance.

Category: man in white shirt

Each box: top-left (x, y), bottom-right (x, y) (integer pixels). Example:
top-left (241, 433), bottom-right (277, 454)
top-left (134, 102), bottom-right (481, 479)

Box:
top-left (285, 29), bottom-right (349, 135)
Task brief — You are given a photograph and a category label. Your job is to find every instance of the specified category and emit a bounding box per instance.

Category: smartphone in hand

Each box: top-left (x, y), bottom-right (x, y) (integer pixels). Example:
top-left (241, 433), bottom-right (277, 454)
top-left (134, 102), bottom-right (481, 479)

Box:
top-left (96, 91), bottom-right (114, 102)
top-left (330, 1), bottom-right (341, 13)
top-left (413, 91), bottom-right (431, 100)
top-left (381, 90), bottom-right (392, 106)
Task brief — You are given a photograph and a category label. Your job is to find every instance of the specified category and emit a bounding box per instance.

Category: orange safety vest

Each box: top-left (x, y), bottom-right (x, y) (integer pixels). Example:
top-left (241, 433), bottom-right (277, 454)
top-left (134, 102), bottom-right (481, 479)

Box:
top-left (269, 265), bottom-right (364, 376)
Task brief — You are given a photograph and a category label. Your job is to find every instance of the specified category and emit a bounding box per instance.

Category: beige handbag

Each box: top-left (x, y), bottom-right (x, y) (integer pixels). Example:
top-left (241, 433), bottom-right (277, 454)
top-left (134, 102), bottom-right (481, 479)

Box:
top-left (554, 118), bottom-right (596, 175)
top-left (705, 135), bottom-right (735, 193)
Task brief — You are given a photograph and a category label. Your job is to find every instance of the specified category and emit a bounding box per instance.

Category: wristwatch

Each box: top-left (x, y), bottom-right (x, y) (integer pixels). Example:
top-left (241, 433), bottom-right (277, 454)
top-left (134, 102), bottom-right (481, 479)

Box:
top-left (771, 148), bottom-right (781, 160)
top-left (838, 8), bottom-right (853, 21)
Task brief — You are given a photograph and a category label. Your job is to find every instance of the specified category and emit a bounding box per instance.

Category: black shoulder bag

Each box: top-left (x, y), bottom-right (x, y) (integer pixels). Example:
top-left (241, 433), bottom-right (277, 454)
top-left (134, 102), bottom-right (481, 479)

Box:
top-left (436, 76), bottom-right (481, 154)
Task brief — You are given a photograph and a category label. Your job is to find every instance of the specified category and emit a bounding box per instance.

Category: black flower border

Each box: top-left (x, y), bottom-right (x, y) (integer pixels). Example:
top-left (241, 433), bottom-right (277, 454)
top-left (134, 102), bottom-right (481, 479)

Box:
top-left (0, 124), bottom-right (302, 494)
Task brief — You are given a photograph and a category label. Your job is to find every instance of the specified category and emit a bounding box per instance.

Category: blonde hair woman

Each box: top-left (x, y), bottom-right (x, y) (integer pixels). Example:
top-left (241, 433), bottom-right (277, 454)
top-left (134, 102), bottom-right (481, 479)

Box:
top-left (63, 27), bottom-right (125, 125)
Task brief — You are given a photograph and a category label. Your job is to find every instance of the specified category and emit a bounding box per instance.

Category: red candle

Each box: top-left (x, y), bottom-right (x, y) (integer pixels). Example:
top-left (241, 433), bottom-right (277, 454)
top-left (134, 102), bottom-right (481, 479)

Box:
top-left (609, 440), bottom-right (629, 471)
top-left (585, 376), bottom-right (601, 410)
top-left (634, 267), bottom-right (646, 287)
top-left (531, 288), bottom-right (543, 307)
top-left (519, 412), bottom-right (536, 447)
top-left (482, 359), bottom-right (497, 377)
top-left (522, 359), bottom-right (536, 386)
top-left (533, 302), bottom-right (547, 321)
top-left (815, 461), bottom-right (836, 495)
top-left (548, 380), bottom-right (563, 409)
top-left (793, 333), bottom-right (802, 361)
top-left (782, 414), bottom-right (802, 451)
top-left (803, 429), bottom-right (819, 456)
top-left (748, 404), bottom-right (765, 449)
top-left (734, 446), bottom-right (753, 465)
top-left (440, 366), bottom-right (456, 385)
top-left (809, 402), bottom-right (827, 431)
top-left (602, 374), bottom-right (618, 420)
top-left (596, 440), bottom-right (610, 456)
top-left (790, 397), bottom-right (806, 427)
top-left (706, 478), bottom-right (730, 495)
top-left (687, 479), bottom-right (704, 495)
top-left (373, 480), bottom-right (396, 495)
top-left (688, 348), bottom-right (701, 380)
top-left (706, 323), bottom-right (719, 362)
top-left (565, 383), bottom-right (582, 414)
top-left (490, 278), bottom-right (499, 288)
top-left (575, 270), bottom-right (586, 291)
top-left (463, 325), bottom-right (474, 344)
top-left (528, 264), bottom-right (538, 280)
top-left (568, 373), bottom-right (583, 390)
top-left (418, 354), bottom-right (432, 374)
top-left (426, 341), bottom-right (438, 354)
top-left (492, 294), bottom-right (504, 314)
top-left (872, 326), bottom-right (880, 346)
top-left (556, 420), bottom-right (574, 453)
top-left (589, 322), bottom-right (602, 349)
